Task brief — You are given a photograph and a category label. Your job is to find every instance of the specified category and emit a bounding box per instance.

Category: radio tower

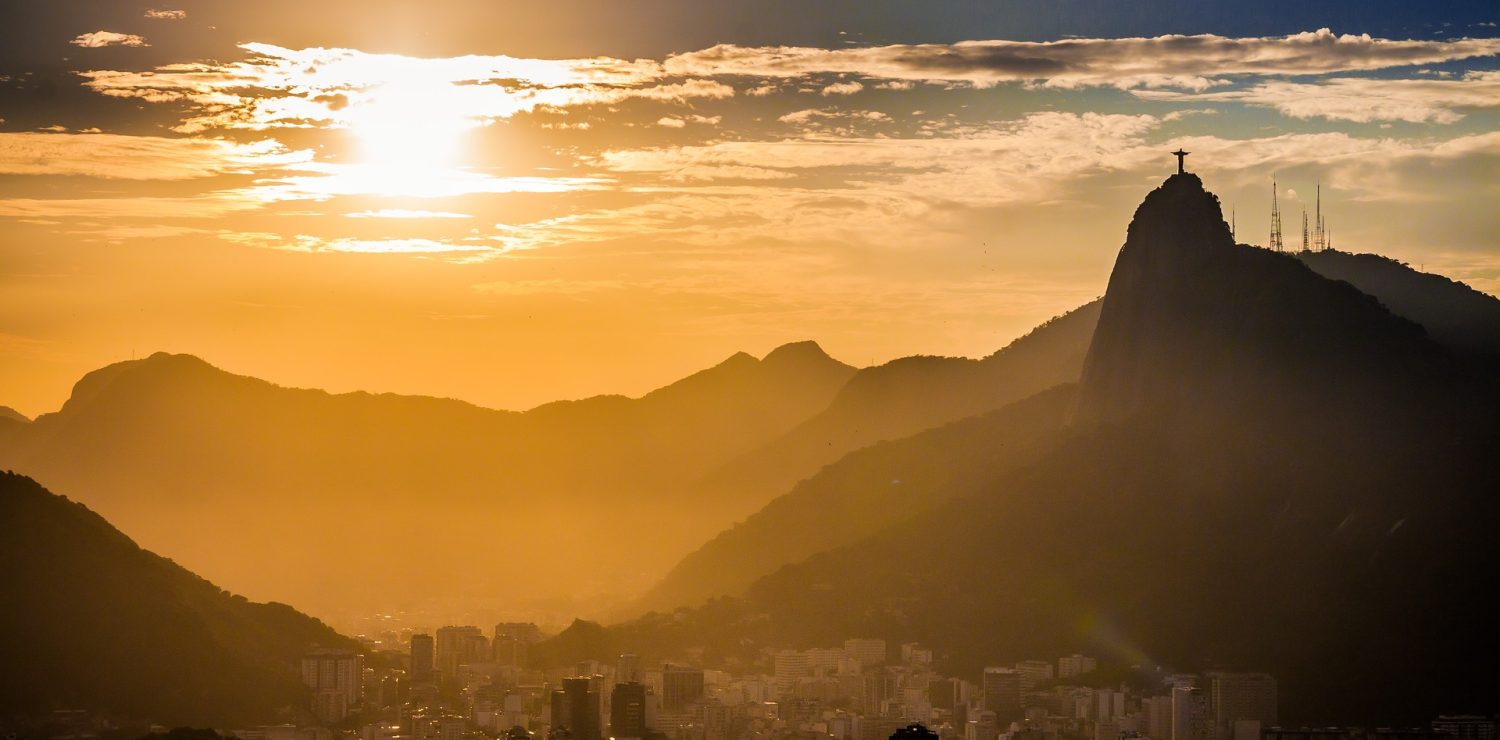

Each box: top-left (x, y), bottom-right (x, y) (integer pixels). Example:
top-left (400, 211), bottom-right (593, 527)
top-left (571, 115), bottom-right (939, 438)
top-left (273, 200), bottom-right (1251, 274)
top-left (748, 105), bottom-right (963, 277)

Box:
top-left (1231, 207), bottom-right (1236, 242)
top-left (1315, 183), bottom-right (1326, 251)
top-left (1269, 176), bottom-right (1284, 252)
top-left (1301, 208), bottom-right (1309, 252)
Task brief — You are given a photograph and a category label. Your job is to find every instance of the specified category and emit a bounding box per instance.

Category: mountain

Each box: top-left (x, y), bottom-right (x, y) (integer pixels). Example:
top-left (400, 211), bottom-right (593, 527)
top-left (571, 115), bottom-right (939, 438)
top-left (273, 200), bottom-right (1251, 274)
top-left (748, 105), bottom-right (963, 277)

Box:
top-left (542, 174), bottom-right (1500, 724)
top-left (0, 406), bottom-right (27, 424)
top-left (0, 470), bottom-right (352, 727)
top-left (1297, 249), bottom-right (1500, 361)
top-left (0, 343), bottom-right (855, 619)
top-left (637, 384), bottom-right (1079, 612)
top-left (684, 301), bottom-right (1101, 541)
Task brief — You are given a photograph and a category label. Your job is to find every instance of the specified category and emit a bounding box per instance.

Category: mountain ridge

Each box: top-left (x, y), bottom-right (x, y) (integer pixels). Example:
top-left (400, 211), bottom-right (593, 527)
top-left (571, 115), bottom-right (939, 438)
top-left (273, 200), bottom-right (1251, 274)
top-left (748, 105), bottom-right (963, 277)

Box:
top-left (0, 470), bottom-right (353, 727)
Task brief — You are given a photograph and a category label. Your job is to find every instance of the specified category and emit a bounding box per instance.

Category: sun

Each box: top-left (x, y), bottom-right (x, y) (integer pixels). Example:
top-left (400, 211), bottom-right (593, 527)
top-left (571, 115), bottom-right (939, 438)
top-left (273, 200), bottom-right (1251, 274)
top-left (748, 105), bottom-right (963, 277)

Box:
top-left (340, 78), bottom-right (482, 198)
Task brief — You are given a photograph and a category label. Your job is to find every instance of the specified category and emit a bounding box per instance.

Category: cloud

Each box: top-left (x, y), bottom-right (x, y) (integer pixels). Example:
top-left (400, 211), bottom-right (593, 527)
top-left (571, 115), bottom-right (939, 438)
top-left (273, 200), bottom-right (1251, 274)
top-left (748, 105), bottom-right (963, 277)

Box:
top-left (0, 194), bottom-right (262, 219)
top-left (345, 209), bottom-right (472, 219)
top-left (219, 231), bottom-right (505, 258)
top-left (78, 43), bottom-right (730, 133)
top-left (71, 31), bottom-right (149, 48)
top-left (778, 108), bottom-right (888, 124)
top-left (144, 9), bottom-right (186, 19)
top-left (664, 29), bottom-right (1500, 90)
top-left (657, 114), bottom-right (722, 127)
top-left (821, 81), bottom-right (864, 96)
top-left (0, 132), bottom-right (309, 179)
top-left (1136, 71), bottom-right (1500, 123)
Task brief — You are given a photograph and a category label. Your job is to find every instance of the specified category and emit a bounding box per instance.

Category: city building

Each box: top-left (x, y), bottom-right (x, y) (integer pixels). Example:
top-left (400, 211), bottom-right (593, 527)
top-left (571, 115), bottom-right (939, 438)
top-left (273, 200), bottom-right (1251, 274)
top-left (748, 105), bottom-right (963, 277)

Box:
top-left (981, 667), bottom-right (1022, 720)
top-left (662, 664), bottom-right (705, 712)
top-left (1013, 661), bottom-right (1054, 691)
top-left (1171, 686), bottom-right (1210, 740)
top-left (302, 649), bottom-right (364, 723)
top-left (411, 633), bottom-right (435, 682)
top-left (436, 626), bottom-right (485, 678)
top-left (1433, 716), bottom-right (1499, 740)
top-left (1058, 655), bottom-right (1098, 679)
top-left (610, 682), bottom-right (648, 740)
top-left (846, 639), bottom-right (889, 667)
top-left (494, 623), bottom-right (542, 667)
top-left (554, 676), bottom-right (602, 740)
top-left (1207, 671), bottom-right (1278, 738)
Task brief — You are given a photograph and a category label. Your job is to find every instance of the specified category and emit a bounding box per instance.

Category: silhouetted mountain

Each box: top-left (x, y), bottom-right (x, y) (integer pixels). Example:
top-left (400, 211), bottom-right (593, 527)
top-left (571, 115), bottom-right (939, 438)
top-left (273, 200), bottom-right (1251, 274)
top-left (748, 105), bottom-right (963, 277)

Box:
top-left (0, 405), bottom-right (27, 424)
top-left (637, 385), bottom-right (1078, 612)
top-left (684, 300), bottom-right (1100, 544)
top-left (0, 344), bottom-right (853, 618)
top-left (0, 471), bottom-right (351, 726)
top-left (545, 174), bottom-right (1500, 725)
top-left (1298, 249), bottom-right (1500, 360)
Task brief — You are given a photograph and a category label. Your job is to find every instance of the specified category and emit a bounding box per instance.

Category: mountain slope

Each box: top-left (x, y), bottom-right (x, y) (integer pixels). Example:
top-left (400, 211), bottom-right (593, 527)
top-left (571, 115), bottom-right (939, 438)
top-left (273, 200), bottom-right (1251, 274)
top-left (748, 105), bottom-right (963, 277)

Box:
top-left (691, 300), bottom-right (1101, 525)
top-left (1297, 249), bottom-right (1500, 360)
top-left (0, 343), bottom-right (855, 619)
top-left (637, 384), bottom-right (1078, 612)
top-left (557, 174), bottom-right (1500, 725)
top-left (0, 470), bottom-right (352, 727)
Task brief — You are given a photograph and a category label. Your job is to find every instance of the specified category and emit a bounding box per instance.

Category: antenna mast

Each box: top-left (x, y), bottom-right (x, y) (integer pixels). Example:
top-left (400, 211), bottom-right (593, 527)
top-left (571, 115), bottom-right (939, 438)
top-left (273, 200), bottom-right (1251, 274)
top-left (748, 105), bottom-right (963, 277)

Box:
top-left (1269, 176), bottom-right (1284, 252)
top-left (1302, 208), bottom-right (1309, 252)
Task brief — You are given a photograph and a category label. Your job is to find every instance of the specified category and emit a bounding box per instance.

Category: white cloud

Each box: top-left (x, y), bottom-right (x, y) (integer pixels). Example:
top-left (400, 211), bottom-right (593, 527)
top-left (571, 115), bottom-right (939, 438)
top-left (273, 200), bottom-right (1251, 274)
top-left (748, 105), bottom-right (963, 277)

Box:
top-left (821, 81), bottom-right (864, 96)
top-left (144, 9), bottom-right (186, 19)
top-left (1137, 71), bottom-right (1500, 123)
top-left (664, 29), bottom-right (1500, 90)
top-left (78, 43), bottom-right (732, 133)
top-left (71, 31), bottom-right (149, 48)
top-left (0, 132), bottom-right (309, 179)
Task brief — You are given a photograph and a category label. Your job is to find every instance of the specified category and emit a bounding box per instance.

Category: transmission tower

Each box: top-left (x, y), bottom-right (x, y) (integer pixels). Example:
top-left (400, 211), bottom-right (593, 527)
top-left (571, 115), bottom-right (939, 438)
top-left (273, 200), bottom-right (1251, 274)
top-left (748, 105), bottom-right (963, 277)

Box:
top-left (1269, 176), bottom-right (1284, 252)
top-left (1301, 208), bottom-right (1309, 252)
top-left (1315, 183), bottom-right (1325, 251)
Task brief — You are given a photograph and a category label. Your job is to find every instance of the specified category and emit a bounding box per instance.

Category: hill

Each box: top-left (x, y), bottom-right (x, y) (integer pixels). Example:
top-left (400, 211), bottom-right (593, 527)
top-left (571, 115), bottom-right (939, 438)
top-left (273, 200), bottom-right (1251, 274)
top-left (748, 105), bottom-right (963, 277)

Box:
top-left (637, 383), bottom-right (1079, 612)
top-left (1297, 249), bottom-right (1500, 361)
top-left (541, 174), bottom-right (1500, 725)
top-left (0, 470), bottom-right (352, 727)
top-left (0, 343), bottom-right (855, 619)
top-left (690, 301), bottom-right (1101, 523)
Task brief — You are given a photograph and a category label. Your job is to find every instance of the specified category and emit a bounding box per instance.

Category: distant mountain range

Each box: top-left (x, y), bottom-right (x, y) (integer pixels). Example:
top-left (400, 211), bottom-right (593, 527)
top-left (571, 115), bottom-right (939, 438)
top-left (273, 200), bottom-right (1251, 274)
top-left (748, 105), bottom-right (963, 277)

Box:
top-left (0, 339), bottom-right (862, 618)
top-left (0, 471), bottom-right (350, 727)
top-left (0, 309), bottom-right (1093, 619)
top-left (536, 174), bottom-right (1500, 726)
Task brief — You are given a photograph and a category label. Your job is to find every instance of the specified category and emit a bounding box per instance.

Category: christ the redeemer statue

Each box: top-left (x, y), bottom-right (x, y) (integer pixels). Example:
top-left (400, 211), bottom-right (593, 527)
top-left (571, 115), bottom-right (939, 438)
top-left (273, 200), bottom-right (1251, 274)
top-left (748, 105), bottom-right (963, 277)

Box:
top-left (1172, 149), bottom-right (1189, 174)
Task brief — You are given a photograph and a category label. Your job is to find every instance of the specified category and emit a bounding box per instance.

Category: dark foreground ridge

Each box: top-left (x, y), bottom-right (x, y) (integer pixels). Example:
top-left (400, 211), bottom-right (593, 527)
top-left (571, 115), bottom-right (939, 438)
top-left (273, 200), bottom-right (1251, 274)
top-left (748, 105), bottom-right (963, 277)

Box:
top-left (0, 471), bottom-right (355, 727)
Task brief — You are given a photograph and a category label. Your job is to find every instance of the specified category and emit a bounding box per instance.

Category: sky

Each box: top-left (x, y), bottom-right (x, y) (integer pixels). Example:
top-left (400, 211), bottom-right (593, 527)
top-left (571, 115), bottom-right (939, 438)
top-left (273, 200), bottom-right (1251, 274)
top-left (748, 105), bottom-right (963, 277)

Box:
top-left (2, 1), bottom-right (1498, 418)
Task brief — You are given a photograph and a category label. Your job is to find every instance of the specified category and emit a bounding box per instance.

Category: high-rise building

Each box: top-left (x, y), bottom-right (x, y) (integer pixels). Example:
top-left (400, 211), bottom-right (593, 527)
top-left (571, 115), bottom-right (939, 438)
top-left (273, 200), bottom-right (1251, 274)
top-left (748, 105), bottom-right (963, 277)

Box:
top-left (494, 623), bottom-right (542, 667)
top-left (845, 639), bottom-right (888, 667)
top-left (1207, 671), bottom-right (1278, 736)
top-left (1172, 686), bottom-right (1211, 740)
top-left (775, 650), bottom-right (812, 686)
top-left (1143, 695), bottom-right (1173, 740)
top-left (436, 626), bottom-right (484, 677)
top-left (1013, 661), bottom-right (1054, 691)
top-left (662, 665), bottom-right (705, 711)
top-left (302, 649), bottom-right (364, 723)
top-left (617, 653), bottom-right (642, 684)
top-left (411, 634), bottom-right (435, 682)
top-left (966, 710), bottom-right (999, 740)
top-left (1057, 655), bottom-right (1097, 679)
top-left (981, 668), bottom-right (1022, 720)
top-left (1433, 716), bottom-right (1499, 740)
top-left (610, 682), bottom-right (648, 740)
top-left (554, 677), bottom-right (601, 740)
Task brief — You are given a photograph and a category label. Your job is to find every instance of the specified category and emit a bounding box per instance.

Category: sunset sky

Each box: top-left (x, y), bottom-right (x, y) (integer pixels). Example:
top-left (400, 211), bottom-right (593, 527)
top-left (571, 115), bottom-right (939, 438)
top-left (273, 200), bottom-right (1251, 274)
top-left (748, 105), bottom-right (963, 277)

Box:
top-left (3, 1), bottom-right (1498, 418)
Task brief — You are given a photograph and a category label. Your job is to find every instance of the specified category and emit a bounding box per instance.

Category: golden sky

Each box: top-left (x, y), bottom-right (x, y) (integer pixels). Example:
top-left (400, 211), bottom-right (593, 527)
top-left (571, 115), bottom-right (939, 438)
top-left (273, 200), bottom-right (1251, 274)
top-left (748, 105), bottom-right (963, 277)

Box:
top-left (3, 3), bottom-right (1499, 417)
